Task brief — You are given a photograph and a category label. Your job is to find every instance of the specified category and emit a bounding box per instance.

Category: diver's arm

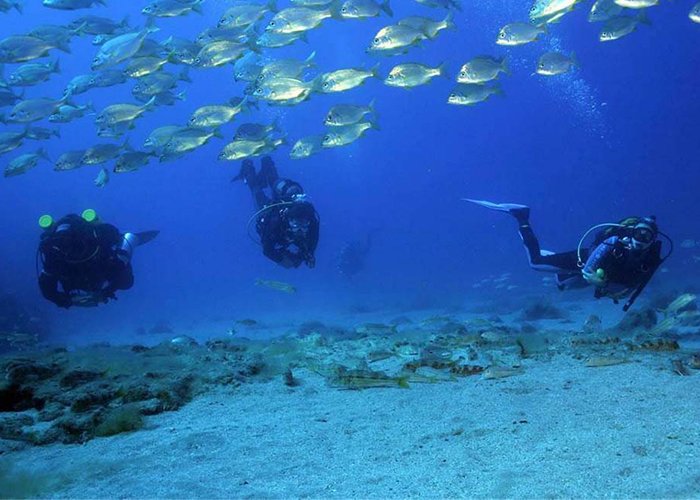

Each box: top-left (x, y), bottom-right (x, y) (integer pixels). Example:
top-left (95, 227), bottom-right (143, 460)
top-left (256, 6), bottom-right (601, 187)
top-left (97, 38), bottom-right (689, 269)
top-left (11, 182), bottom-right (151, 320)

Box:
top-left (38, 272), bottom-right (72, 308)
top-left (622, 241), bottom-right (663, 311)
top-left (304, 212), bottom-right (320, 268)
top-left (582, 237), bottom-right (618, 288)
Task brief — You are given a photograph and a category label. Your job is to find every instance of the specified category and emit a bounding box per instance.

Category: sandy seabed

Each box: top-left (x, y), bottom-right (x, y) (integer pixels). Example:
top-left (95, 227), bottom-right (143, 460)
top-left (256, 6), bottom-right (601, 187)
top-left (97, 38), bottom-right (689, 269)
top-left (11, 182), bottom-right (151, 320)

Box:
top-left (4, 352), bottom-right (699, 499)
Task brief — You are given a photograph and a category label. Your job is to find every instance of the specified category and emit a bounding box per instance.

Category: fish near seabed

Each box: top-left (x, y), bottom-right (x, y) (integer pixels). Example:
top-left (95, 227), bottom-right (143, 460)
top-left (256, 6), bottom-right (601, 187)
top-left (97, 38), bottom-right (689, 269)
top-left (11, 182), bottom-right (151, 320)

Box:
top-left (255, 279), bottom-right (297, 293)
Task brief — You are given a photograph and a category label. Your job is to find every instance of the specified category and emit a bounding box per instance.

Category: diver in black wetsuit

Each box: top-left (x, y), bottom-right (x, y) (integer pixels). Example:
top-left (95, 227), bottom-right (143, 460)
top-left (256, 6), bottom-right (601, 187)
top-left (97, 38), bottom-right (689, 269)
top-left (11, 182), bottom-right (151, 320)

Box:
top-left (233, 156), bottom-right (319, 269)
top-left (464, 199), bottom-right (672, 311)
top-left (37, 210), bottom-right (159, 308)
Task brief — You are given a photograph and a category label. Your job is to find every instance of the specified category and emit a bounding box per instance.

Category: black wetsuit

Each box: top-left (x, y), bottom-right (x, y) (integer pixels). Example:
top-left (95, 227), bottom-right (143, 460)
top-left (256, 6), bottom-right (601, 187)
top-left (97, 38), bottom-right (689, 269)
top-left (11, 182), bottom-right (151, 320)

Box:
top-left (517, 218), bottom-right (663, 306)
top-left (38, 215), bottom-right (133, 308)
top-left (236, 157), bottom-right (320, 269)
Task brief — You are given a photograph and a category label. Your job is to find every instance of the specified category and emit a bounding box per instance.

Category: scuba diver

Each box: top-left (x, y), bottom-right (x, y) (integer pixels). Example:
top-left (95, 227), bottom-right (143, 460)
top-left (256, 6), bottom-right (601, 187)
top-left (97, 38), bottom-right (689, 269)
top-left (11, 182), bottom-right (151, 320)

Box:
top-left (337, 229), bottom-right (379, 278)
top-left (233, 156), bottom-right (319, 269)
top-left (37, 209), bottom-right (159, 308)
top-left (464, 199), bottom-right (673, 311)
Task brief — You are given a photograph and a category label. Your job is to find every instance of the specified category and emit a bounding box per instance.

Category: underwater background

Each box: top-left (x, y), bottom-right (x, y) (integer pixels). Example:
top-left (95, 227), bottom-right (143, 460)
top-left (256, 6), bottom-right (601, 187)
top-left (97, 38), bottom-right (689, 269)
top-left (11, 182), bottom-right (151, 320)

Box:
top-left (0, 0), bottom-right (699, 344)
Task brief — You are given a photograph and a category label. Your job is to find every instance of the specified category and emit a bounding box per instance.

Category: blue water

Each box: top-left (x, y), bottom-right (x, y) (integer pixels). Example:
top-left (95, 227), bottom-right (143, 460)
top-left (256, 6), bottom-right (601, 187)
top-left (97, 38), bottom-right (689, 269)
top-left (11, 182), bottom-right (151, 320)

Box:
top-left (1, 0), bottom-right (699, 343)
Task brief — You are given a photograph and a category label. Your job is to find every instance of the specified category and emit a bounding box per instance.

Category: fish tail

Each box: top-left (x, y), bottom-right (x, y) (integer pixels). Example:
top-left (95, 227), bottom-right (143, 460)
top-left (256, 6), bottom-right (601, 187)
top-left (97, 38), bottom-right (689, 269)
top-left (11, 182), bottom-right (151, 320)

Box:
top-left (143, 95), bottom-right (157, 111)
top-left (500, 57), bottom-right (510, 75)
top-left (52, 59), bottom-right (61, 74)
top-left (144, 17), bottom-right (160, 34)
top-left (397, 376), bottom-right (410, 389)
top-left (12, 0), bottom-right (22, 13)
top-left (267, 0), bottom-right (278, 13)
top-left (178, 67), bottom-right (191, 83)
top-left (212, 127), bottom-right (224, 140)
top-left (370, 62), bottom-right (381, 79)
top-left (305, 50), bottom-right (316, 66)
top-left (637, 9), bottom-right (651, 26)
top-left (570, 51), bottom-right (579, 68)
top-left (438, 62), bottom-right (449, 78)
top-left (443, 12), bottom-right (456, 30)
top-left (37, 147), bottom-right (51, 162)
top-left (381, 0), bottom-right (393, 17)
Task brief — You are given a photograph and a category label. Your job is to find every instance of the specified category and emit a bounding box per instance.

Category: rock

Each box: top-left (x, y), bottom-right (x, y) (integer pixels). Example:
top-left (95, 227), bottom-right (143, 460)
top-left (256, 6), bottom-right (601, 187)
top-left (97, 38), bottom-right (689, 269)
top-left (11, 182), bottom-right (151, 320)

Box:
top-left (37, 403), bottom-right (64, 422)
top-left (0, 384), bottom-right (45, 412)
top-left (59, 370), bottom-right (102, 389)
top-left (5, 361), bottom-right (61, 385)
top-left (70, 387), bottom-right (117, 413)
top-left (0, 414), bottom-right (34, 441)
top-left (94, 405), bottom-right (144, 437)
top-left (135, 398), bottom-right (163, 416)
top-left (520, 301), bottom-right (567, 321)
top-left (615, 308), bottom-right (657, 332)
top-left (57, 413), bottom-right (100, 443)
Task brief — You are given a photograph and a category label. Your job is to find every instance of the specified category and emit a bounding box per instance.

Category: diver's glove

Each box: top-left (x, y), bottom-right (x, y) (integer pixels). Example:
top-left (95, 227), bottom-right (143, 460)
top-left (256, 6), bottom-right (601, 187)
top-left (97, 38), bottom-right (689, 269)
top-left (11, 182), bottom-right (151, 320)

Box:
top-left (582, 268), bottom-right (607, 287)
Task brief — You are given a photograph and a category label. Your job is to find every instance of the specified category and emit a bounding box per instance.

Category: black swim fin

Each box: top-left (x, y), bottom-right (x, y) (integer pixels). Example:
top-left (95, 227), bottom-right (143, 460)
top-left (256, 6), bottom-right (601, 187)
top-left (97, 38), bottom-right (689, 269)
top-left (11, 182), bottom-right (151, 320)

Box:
top-left (132, 230), bottom-right (159, 246)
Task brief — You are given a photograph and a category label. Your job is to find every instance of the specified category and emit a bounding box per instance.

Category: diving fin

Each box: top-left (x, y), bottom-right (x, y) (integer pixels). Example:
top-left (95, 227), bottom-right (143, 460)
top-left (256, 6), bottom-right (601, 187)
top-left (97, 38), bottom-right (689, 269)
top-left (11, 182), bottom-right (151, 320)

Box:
top-left (462, 198), bottom-right (528, 213)
top-left (462, 198), bottom-right (530, 222)
top-left (132, 230), bottom-right (159, 246)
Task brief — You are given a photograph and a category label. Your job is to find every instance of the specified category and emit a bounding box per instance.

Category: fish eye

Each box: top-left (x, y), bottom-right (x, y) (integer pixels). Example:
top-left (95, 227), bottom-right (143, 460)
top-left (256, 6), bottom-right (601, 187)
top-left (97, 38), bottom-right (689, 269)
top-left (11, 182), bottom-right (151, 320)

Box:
top-left (326, 113), bottom-right (333, 121)
top-left (373, 38), bottom-right (379, 44)
top-left (499, 32), bottom-right (506, 38)
top-left (270, 21), bottom-right (275, 26)
top-left (341, 6), bottom-right (346, 12)
top-left (449, 94), bottom-right (456, 98)
top-left (323, 135), bottom-right (330, 141)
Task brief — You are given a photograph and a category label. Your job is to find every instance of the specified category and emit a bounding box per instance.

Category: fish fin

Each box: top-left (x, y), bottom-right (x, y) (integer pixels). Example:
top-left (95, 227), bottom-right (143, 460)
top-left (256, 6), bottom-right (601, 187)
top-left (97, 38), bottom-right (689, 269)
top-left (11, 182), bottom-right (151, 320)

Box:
top-left (438, 62), bottom-right (449, 78)
top-left (192, 1), bottom-right (203, 14)
top-left (120, 15), bottom-right (130, 29)
top-left (493, 86), bottom-right (505, 98)
top-left (51, 128), bottom-right (61, 138)
top-left (368, 117), bottom-right (380, 131)
top-left (381, 0), bottom-right (393, 17)
top-left (298, 32), bottom-right (309, 44)
top-left (131, 231), bottom-right (160, 246)
top-left (450, 0), bottom-right (463, 11)
top-left (212, 127), bottom-right (224, 140)
top-left (121, 137), bottom-right (132, 151)
top-left (370, 62), bottom-right (381, 79)
top-left (397, 377), bottom-right (410, 389)
top-left (267, 0), bottom-right (278, 13)
top-left (52, 59), bottom-right (61, 74)
top-left (12, 0), bottom-right (22, 13)
top-left (175, 91), bottom-right (186, 101)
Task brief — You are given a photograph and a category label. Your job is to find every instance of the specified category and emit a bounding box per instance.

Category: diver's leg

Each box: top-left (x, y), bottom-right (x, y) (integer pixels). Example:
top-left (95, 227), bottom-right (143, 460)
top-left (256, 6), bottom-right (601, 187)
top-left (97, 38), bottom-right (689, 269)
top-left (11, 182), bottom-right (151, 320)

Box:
top-left (233, 159), bottom-right (270, 208)
top-left (260, 156), bottom-right (279, 189)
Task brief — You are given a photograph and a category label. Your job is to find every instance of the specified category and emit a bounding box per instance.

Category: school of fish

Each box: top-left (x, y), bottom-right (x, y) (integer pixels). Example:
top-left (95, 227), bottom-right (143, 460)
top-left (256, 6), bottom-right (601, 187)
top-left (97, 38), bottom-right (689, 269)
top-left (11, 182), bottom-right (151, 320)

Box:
top-left (0, 0), bottom-right (696, 179)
